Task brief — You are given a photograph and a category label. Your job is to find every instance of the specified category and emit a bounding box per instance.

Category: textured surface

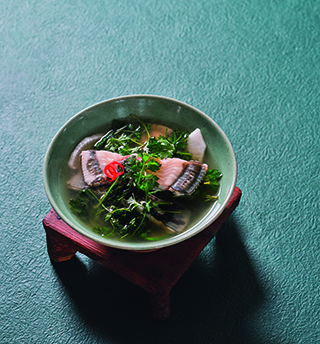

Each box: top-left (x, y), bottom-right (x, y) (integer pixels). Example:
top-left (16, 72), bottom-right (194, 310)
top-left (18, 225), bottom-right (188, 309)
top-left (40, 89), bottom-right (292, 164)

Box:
top-left (0, 0), bottom-right (319, 343)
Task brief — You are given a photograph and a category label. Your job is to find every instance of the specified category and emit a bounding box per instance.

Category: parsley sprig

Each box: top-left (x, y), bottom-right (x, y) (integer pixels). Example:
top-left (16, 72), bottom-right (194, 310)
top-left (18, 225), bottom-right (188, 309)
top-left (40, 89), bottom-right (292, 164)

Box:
top-left (94, 114), bottom-right (192, 160)
top-left (192, 169), bottom-right (222, 201)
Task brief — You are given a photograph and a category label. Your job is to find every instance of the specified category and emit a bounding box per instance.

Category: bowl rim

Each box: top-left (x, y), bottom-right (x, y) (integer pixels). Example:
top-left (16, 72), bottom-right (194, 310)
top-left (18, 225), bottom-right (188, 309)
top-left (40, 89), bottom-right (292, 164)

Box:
top-left (43, 94), bottom-right (237, 251)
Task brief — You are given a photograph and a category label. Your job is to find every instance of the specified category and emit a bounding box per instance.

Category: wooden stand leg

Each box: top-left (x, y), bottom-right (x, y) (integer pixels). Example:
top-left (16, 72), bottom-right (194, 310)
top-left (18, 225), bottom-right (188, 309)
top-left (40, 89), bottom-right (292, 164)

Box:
top-left (148, 291), bottom-right (171, 321)
top-left (45, 227), bottom-right (78, 263)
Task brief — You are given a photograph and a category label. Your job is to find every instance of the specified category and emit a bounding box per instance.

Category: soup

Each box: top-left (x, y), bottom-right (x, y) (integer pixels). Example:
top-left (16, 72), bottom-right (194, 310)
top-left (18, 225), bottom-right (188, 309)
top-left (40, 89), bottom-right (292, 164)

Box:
top-left (65, 115), bottom-right (222, 242)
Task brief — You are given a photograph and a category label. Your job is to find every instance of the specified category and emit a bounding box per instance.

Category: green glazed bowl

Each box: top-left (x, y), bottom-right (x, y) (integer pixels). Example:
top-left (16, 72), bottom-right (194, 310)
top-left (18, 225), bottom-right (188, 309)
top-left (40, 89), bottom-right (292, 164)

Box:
top-left (43, 95), bottom-right (237, 251)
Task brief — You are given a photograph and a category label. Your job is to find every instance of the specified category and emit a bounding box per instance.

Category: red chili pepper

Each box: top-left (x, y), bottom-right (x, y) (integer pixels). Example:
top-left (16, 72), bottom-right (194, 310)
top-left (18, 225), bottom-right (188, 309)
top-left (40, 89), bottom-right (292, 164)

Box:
top-left (104, 161), bottom-right (124, 182)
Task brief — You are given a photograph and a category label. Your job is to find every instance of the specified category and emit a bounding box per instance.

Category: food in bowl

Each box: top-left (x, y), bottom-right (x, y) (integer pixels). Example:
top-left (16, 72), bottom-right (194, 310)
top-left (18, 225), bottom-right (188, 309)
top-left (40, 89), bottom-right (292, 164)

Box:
top-left (43, 95), bottom-right (237, 251)
top-left (67, 114), bottom-right (222, 242)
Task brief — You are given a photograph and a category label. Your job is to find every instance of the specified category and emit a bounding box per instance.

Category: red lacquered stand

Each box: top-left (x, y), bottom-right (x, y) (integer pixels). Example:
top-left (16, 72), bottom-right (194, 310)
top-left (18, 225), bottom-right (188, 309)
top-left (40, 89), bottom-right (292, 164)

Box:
top-left (43, 187), bottom-right (241, 320)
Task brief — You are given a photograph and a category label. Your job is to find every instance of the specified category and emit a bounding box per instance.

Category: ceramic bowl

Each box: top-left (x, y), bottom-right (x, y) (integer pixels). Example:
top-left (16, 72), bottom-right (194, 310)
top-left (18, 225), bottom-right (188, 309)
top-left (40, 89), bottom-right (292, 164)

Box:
top-left (43, 95), bottom-right (237, 251)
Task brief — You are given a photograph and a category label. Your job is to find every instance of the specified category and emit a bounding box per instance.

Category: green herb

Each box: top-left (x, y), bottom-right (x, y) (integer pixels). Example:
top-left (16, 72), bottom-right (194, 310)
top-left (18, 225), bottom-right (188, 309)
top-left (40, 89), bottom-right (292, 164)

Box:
top-left (95, 114), bottom-right (192, 160)
top-left (94, 118), bottom-right (146, 155)
top-left (94, 129), bottom-right (114, 150)
top-left (147, 136), bottom-right (175, 159)
top-left (69, 153), bottom-right (162, 239)
top-left (146, 131), bottom-right (192, 160)
top-left (69, 115), bottom-right (222, 239)
top-left (69, 188), bottom-right (98, 216)
top-left (193, 169), bottom-right (222, 201)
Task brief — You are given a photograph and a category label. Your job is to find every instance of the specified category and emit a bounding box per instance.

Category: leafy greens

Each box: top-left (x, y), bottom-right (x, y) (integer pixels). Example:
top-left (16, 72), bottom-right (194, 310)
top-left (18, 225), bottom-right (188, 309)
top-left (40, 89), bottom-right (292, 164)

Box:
top-left (69, 114), bottom-right (222, 239)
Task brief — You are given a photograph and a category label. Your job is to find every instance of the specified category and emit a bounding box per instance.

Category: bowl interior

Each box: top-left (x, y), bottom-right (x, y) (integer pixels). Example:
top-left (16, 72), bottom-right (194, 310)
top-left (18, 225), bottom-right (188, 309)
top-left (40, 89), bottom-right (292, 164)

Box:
top-left (43, 95), bottom-right (237, 251)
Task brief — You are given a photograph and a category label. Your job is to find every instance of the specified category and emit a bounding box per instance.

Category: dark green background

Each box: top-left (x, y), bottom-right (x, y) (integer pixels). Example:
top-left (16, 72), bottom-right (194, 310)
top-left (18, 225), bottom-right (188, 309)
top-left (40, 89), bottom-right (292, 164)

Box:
top-left (1, 0), bottom-right (319, 343)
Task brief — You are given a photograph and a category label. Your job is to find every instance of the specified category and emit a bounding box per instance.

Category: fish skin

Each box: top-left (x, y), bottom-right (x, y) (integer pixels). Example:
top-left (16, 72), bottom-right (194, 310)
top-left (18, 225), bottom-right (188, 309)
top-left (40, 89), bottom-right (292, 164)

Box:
top-left (169, 161), bottom-right (208, 196)
top-left (155, 158), bottom-right (189, 190)
top-left (81, 150), bottom-right (123, 186)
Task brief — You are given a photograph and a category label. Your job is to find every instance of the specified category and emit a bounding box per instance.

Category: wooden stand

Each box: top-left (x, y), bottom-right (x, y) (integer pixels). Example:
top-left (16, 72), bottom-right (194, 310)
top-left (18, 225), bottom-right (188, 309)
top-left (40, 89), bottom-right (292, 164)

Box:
top-left (43, 187), bottom-right (241, 320)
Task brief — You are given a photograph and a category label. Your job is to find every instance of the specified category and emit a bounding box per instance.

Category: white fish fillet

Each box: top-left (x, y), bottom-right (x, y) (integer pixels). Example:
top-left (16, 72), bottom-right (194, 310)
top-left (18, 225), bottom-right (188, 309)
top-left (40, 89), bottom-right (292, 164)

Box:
top-left (155, 158), bottom-right (189, 190)
top-left (81, 150), bottom-right (124, 186)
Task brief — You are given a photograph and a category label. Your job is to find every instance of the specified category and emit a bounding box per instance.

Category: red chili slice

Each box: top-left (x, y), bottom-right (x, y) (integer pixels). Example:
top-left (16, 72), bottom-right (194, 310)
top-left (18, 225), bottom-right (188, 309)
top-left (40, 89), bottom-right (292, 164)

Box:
top-left (104, 161), bottom-right (124, 182)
